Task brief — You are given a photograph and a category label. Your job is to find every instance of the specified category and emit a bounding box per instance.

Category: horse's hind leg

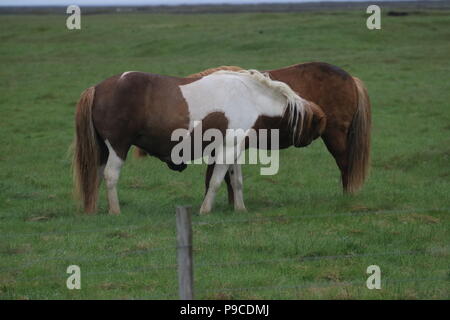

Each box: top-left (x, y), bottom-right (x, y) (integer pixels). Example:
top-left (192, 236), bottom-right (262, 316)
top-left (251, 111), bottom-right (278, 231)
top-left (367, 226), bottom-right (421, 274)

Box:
top-left (97, 138), bottom-right (108, 185)
top-left (104, 140), bottom-right (126, 215)
top-left (322, 128), bottom-right (349, 192)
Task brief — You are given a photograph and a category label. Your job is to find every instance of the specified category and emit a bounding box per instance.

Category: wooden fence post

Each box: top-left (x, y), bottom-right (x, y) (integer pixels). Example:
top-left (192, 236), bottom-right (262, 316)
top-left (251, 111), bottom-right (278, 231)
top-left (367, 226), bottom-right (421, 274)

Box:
top-left (176, 205), bottom-right (194, 300)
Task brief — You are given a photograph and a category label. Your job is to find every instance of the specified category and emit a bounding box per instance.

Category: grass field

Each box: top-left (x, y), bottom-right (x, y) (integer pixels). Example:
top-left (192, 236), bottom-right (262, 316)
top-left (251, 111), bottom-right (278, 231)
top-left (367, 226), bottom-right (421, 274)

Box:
top-left (0, 9), bottom-right (449, 299)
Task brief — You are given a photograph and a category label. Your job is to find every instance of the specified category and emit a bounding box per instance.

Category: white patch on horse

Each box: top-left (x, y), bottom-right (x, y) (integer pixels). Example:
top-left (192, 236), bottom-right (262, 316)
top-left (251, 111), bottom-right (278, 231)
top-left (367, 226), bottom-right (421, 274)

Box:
top-left (180, 70), bottom-right (279, 130)
top-left (179, 69), bottom-right (309, 144)
top-left (104, 140), bottom-right (124, 215)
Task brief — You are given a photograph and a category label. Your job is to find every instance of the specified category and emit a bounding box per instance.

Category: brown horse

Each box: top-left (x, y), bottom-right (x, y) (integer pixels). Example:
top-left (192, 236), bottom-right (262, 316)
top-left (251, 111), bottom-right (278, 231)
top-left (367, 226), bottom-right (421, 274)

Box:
top-left (73, 69), bottom-right (326, 214)
top-left (135, 62), bottom-right (372, 208)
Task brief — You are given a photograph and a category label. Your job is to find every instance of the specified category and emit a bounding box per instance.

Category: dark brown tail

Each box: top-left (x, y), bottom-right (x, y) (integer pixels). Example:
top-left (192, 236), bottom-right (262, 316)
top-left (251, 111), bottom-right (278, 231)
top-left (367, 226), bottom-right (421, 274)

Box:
top-left (346, 77), bottom-right (371, 193)
top-left (72, 87), bottom-right (100, 213)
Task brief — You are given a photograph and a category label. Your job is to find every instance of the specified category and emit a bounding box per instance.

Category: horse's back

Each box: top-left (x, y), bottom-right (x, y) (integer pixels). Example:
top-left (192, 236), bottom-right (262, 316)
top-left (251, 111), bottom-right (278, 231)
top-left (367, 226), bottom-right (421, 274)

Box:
top-left (91, 72), bottom-right (192, 153)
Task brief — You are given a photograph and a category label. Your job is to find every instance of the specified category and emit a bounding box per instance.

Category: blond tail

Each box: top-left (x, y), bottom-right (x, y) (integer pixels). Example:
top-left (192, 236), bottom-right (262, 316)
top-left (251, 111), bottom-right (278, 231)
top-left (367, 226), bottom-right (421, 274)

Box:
top-left (346, 77), bottom-right (372, 193)
top-left (72, 87), bottom-right (100, 213)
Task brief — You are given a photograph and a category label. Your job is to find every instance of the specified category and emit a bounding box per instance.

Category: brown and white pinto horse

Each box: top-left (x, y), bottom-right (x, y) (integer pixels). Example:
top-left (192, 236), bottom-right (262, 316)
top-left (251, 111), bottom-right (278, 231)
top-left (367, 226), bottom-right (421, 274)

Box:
top-left (136, 62), bottom-right (372, 208)
top-left (73, 69), bottom-right (326, 214)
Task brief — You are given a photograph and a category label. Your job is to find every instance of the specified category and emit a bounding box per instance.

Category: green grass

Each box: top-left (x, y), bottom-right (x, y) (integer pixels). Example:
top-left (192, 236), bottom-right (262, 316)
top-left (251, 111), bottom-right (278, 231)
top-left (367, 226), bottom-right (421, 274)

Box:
top-left (0, 10), bottom-right (449, 299)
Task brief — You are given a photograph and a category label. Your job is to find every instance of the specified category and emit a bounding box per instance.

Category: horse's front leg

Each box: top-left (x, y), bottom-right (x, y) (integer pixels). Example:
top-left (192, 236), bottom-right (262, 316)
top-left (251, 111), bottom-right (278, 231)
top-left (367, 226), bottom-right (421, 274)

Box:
top-left (200, 163), bottom-right (230, 215)
top-left (228, 164), bottom-right (246, 212)
top-left (205, 164), bottom-right (234, 205)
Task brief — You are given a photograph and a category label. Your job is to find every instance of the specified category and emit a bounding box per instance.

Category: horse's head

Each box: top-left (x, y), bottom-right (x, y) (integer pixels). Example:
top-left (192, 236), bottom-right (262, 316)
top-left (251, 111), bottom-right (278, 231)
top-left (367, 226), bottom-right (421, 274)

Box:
top-left (294, 102), bottom-right (326, 147)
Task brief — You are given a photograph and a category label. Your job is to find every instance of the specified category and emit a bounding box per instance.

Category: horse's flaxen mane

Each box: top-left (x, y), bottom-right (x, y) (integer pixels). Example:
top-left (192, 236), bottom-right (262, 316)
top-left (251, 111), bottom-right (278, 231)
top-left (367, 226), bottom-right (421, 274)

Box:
top-left (187, 66), bottom-right (243, 78)
top-left (212, 69), bottom-right (311, 145)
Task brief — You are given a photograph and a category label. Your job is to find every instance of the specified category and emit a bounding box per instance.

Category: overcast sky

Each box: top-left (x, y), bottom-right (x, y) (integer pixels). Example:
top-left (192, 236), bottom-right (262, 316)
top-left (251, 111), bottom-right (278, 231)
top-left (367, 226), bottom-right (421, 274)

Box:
top-left (0, 0), bottom-right (395, 7)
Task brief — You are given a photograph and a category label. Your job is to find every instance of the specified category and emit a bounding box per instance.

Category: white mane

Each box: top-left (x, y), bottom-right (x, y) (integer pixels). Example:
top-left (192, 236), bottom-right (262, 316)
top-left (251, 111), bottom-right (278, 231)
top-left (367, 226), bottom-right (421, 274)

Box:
top-left (212, 69), bottom-right (309, 145)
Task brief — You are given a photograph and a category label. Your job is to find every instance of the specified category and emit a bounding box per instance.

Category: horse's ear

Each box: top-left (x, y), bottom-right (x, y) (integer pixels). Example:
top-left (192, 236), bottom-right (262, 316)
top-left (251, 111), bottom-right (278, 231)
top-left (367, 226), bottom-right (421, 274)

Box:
top-left (297, 102), bottom-right (326, 147)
